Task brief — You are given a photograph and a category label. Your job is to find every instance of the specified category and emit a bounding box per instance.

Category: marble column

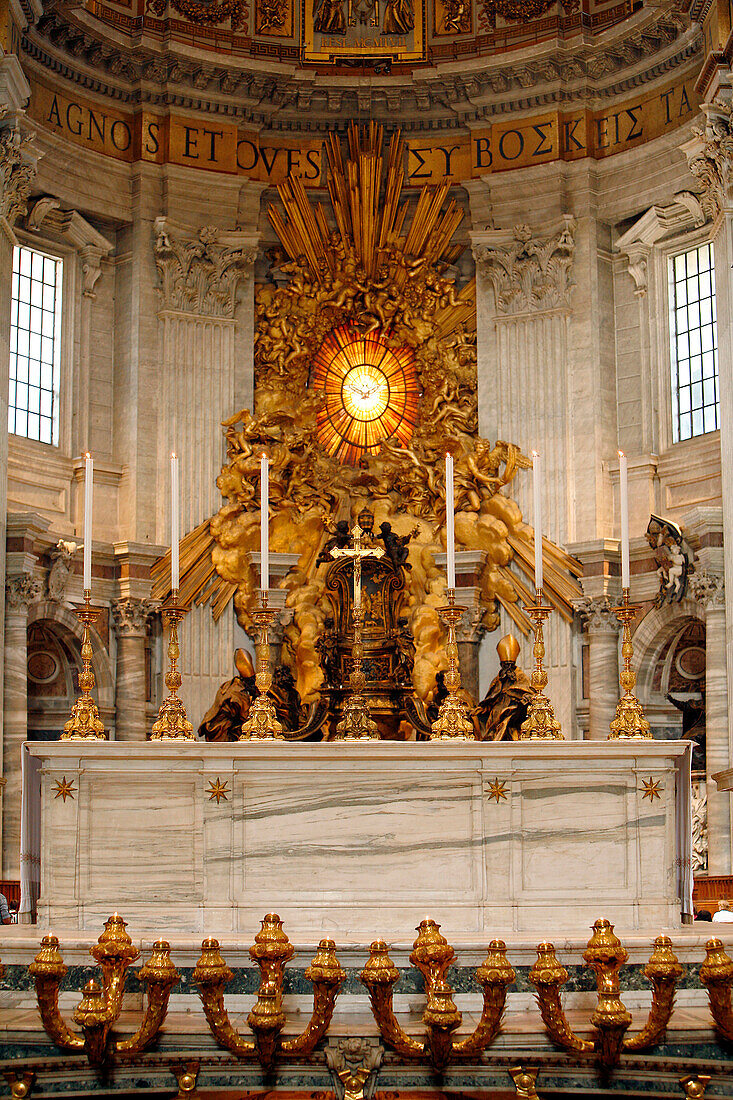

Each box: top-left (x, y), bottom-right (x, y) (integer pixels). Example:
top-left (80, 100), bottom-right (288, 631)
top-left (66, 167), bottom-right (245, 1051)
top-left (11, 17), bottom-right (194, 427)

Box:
top-left (112, 598), bottom-right (153, 741)
top-left (690, 569), bottom-right (730, 873)
top-left (574, 595), bottom-right (621, 740)
top-left (2, 574), bottom-right (40, 880)
top-left (153, 219), bottom-right (258, 730)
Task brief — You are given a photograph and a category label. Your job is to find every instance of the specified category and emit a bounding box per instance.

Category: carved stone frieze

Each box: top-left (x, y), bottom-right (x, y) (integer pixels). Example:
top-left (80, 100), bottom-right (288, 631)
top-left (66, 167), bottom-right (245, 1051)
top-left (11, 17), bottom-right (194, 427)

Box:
top-left (473, 216), bottom-right (575, 315)
top-left (6, 574), bottom-right (42, 612)
top-left (573, 594), bottom-right (621, 634)
top-left (689, 568), bottom-right (725, 610)
top-left (154, 219), bottom-right (258, 318)
top-left (111, 598), bottom-right (155, 636)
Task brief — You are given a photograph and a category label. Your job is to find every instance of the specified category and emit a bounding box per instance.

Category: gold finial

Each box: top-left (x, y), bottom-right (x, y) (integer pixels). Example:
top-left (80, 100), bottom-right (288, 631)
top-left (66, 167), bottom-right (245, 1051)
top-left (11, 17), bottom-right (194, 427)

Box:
top-left (519, 592), bottom-right (563, 739)
top-left (61, 591), bottom-right (107, 740)
top-left (240, 590), bottom-right (285, 739)
top-left (151, 597), bottom-right (195, 740)
top-left (608, 587), bottom-right (652, 739)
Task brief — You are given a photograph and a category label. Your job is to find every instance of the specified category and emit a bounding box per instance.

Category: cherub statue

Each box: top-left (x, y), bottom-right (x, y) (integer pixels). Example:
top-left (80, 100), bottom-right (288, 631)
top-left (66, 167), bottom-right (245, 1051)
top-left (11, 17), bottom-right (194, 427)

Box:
top-left (317, 520), bottom-right (352, 565)
top-left (378, 521), bottom-right (418, 568)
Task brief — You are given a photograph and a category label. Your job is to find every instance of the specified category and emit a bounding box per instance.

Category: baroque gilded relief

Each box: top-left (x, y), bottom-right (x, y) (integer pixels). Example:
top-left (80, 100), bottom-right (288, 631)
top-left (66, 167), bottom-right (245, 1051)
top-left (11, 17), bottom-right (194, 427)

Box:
top-left (153, 124), bottom-right (581, 706)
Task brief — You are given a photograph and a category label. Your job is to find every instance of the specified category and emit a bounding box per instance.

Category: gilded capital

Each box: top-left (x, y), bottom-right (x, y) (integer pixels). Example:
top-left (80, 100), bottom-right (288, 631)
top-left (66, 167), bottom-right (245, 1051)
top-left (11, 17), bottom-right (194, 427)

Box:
top-left (689, 569), bottom-right (725, 611)
top-left (573, 594), bottom-right (620, 634)
top-left (472, 215), bottom-right (575, 314)
top-left (154, 217), bottom-right (259, 318)
top-left (6, 574), bottom-right (42, 612)
top-left (111, 598), bottom-right (155, 636)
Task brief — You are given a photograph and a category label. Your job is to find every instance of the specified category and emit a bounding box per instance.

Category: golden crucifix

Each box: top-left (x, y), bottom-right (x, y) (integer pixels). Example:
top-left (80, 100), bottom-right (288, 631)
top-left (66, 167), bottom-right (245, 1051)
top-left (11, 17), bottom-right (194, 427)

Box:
top-left (330, 523), bottom-right (384, 740)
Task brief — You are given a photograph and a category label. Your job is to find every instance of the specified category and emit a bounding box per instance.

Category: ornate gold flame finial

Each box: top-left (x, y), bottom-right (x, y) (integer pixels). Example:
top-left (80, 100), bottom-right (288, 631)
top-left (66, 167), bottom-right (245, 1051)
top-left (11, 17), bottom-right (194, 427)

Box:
top-left (171, 1062), bottom-right (201, 1099)
top-left (519, 592), bottom-right (563, 740)
top-left (332, 524), bottom-right (384, 740)
top-left (430, 589), bottom-right (475, 740)
top-left (679, 1075), bottom-right (711, 1098)
top-left (3, 1072), bottom-right (35, 1100)
top-left (608, 587), bottom-right (652, 739)
top-left (61, 591), bottom-right (106, 740)
top-left (240, 591), bottom-right (285, 739)
top-left (151, 595), bottom-right (194, 740)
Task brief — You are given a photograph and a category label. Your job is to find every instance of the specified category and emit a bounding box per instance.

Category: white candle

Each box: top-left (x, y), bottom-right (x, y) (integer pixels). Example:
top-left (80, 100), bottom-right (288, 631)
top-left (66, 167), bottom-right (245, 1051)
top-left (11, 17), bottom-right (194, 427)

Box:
top-left (532, 451), bottom-right (543, 595)
top-left (171, 453), bottom-right (180, 592)
top-left (446, 452), bottom-right (455, 590)
top-left (83, 452), bottom-right (93, 592)
top-left (619, 449), bottom-right (630, 589)
top-left (260, 453), bottom-right (269, 592)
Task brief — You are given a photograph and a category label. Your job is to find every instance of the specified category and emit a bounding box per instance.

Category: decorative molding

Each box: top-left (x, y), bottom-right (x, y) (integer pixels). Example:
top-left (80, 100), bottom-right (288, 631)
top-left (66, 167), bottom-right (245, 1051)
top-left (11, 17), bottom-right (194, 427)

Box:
top-left (27, 198), bottom-right (114, 299)
top-left (111, 597), bottom-right (155, 636)
top-left (0, 119), bottom-right (38, 233)
top-left (325, 1038), bottom-right (383, 1100)
top-left (689, 568), bottom-right (725, 610)
top-left (573, 594), bottom-right (621, 634)
top-left (615, 192), bottom-right (713, 297)
top-left (153, 218), bottom-right (258, 318)
top-left (6, 574), bottom-right (42, 612)
top-left (473, 216), bottom-right (575, 315)
top-left (682, 101), bottom-right (733, 219)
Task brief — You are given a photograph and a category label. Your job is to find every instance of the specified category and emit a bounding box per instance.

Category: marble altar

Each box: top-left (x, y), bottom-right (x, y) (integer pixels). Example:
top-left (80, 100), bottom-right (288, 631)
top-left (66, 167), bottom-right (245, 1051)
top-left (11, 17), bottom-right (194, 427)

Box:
top-left (26, 740), bottom-right (691, 939)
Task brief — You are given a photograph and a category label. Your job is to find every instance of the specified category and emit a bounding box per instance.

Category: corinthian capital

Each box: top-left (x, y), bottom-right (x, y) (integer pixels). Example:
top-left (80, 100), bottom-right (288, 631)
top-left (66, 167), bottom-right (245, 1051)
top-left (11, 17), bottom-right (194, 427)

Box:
top-left (6, 574), bottom-right (42, 612)
top-left (112, 597), bottom-right (155, 636)
top-left (154, 217), bottom-right (259, 318)
top-left (689, 569), bottom-right (725, 611)
top-left (683, 101), bottom-right (733, 219)
top-left (472, 215), bottom-right (575, 315)
top-left (573, 594), bottom-right (621, 634)
top-left (0, 120), bottom-right (38, 229)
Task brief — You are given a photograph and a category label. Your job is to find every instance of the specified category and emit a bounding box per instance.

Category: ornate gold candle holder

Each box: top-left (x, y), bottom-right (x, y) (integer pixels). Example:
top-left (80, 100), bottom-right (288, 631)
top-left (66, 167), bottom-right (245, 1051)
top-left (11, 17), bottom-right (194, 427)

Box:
top-left (240, 591), bottom-right (284, 740)
top-left (151, 595), bottom-right (194, 740)
top-left (519, 592), bottom-right (563, 740)
top-left (608, 587), bottom-right (651, 739)
top-left (430, 589), bottom-right (474, 740)
top-left (61, 590), bottom-right (106, 740)
top-left (335, 604), bottom-right (379, 740)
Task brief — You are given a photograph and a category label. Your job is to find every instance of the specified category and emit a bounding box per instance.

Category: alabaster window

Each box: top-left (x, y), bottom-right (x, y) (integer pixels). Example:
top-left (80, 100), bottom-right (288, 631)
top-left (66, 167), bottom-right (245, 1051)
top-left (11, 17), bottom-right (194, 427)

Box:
top-left (9, 244), bottom-right (63, 446)
top-left (668, 242), bottom-right (719, 443)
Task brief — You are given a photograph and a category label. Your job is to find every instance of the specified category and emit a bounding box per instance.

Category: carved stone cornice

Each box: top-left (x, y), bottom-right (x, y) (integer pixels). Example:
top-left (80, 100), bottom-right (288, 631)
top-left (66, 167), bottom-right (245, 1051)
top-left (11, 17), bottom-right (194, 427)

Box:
top-left (154, 218), bottom-right (258, 319)
top-left (6, 574), bottom-right (42, 612)
top-left (472, 216), bottom-right (575, 315)
top-left (615, 192), bottom-right (711, 297)
top-left (111, 597), bottom-right (155, 636)
top-left (689, 568), bottom-right (725, 610)
top-left (573, 594), bottom-right (621, 634)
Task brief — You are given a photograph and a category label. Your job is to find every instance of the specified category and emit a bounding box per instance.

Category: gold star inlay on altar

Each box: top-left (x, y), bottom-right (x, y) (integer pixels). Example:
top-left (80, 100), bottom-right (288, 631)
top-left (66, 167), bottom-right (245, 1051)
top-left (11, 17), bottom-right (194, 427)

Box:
top-left (53, 776), bottom-right (76, 802)
top-left (487, 777), bottom-right (509, 804)
top-left (641, 777), bottom-right (663, 802)
top-left (207, 778), bottom-right (230, 803)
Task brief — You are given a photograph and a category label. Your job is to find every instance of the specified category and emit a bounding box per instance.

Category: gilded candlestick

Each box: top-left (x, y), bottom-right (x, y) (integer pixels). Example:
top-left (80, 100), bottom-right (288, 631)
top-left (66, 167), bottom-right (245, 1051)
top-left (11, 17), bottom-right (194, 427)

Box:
top-left (335, 604), bottom-right (379, 740)
top-left (519, 592), bottom-right (563, 740)
top-left (430, 589), bottom-right (474, 740)
top-left (240, 591), bottom-right (284, 740)
top-left (151, 594), bottom-right (194, 740)
top-left (61, 590), bottom-right (106, 740)
top-left (608, 587), bottom-right (651, 739)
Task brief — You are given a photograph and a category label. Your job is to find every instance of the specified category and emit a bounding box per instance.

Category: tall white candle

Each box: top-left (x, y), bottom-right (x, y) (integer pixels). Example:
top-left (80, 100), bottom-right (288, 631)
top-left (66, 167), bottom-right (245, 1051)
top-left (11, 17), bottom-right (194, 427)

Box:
top-left (619, 449), bottom-right (630, 589)
top-left (83, 452), bottom-right (93, 592)
top-left (260, 453), bottom-right (269, 592)
top-left (171, 452), bottom-right (180, 592)
top-left (532, 451), bottom-right (543, 595)
top-left (446, 452), bottom-right (455, 590)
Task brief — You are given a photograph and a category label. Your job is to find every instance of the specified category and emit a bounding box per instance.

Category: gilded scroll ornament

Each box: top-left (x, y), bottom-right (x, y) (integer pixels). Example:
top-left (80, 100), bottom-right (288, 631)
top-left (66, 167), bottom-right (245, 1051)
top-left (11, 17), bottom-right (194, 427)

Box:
top-left (147, 0), bottom-right (248, 30)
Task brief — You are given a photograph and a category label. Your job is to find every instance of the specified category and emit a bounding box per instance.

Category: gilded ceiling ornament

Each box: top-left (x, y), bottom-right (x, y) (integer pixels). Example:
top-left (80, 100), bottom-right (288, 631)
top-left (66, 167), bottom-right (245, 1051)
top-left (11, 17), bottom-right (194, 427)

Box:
top-left (483, 0), bottom-right (553, 19)
top-left (147, 0), bottom-right (248, 30)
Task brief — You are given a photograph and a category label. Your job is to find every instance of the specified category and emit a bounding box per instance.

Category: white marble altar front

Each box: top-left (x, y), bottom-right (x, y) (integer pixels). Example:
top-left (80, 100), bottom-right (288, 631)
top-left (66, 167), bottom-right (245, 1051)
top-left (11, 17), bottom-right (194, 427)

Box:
top-left (28, 740), bottom-right (690, 940)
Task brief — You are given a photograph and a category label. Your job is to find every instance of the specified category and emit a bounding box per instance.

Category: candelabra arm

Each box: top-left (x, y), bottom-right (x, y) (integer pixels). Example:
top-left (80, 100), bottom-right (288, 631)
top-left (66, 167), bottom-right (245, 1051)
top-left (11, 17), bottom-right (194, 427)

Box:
top-left (246, 913), bottom-right (294, 1068)
top-left (454, 940), bottom-right (516, 1056)
top-left (529, 943), bottom-right (593, 1055)
top-left (282, 939), bottom-right (346, 1055)
top-left (699, 938), bottom-right (733, 1042)
top-left (72, 979), bottom-right (114, 1067)
top-left (361, 941), bottom-right (424, 1059)
top-left (423, 980), bottom-right (462, 1070)
top-left (193, 938), bottom-right (255, 1058)
top-left (28, 936), bottom-right (85, 1052)
top-left (623, 936), bottom-right (683, 1052)
top-left (115, 941), bottom-right (180, 1054)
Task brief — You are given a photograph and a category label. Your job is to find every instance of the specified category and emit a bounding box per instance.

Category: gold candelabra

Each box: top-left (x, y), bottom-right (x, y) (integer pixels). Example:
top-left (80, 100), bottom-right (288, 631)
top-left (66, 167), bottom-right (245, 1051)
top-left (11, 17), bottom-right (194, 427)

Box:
top-left (240, 591), bottom-right (284, 739)
top-left (151, 594), bottom-right (194, 740)
top-left (608, 587), bottom-right (652, 739)
top-left (61, 590), bottom-right (106, 740)
top-left (519, 591), bottom-right (563, 740)
top-left (430, 589), bottom-right (474, 740)
top-left (335, 603), bottom-right (380, 740)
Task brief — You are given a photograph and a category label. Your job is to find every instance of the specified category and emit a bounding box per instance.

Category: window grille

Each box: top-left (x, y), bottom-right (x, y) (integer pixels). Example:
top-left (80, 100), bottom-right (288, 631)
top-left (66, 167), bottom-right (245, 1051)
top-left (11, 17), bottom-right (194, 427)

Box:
top-left (9, 245), bottom-right (63, 446)
top-left (669, 242), bottom-right (719, 443)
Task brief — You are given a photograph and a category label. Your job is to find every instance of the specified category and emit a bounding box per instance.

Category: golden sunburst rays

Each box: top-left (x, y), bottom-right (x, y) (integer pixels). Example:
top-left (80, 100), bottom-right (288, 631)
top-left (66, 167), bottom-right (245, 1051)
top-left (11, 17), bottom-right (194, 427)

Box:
top-left (269, 121), bottom-right (467, 287)
top-left (311, 323), bottom-right (421, 465)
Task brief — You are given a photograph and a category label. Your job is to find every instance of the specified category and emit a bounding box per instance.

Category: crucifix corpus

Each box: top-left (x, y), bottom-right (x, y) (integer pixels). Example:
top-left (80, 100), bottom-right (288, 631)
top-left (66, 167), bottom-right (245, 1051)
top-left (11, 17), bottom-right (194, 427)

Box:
top-left (330, 523), bottom-right (384, 740)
